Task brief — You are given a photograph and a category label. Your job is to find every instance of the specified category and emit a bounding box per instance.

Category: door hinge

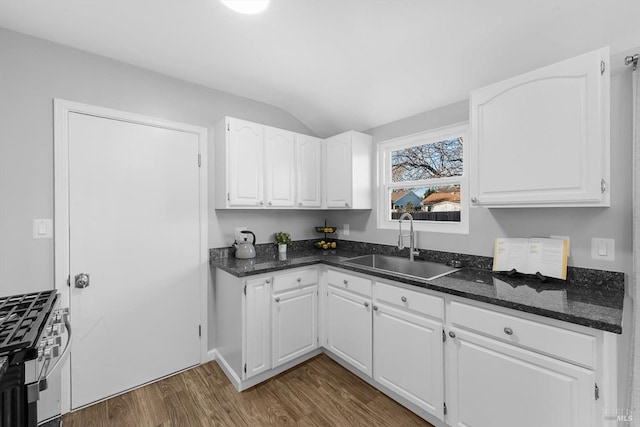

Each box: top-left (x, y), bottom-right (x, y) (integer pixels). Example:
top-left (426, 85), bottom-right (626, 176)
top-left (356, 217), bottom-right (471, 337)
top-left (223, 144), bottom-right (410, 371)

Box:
top-left (198, 154), bottom-right (201, 167)
top-left (444, 402), bottom-right (448, 416)
top-left (227, 123), bottom-right (230, 131)
top-left (601, 179), bottom-right (607, 193)
top-left (595, 382), bottom-right (600, 400)
top-left (442, 329), bottom-right (446, 343)
top-left (601, 60), bottom-right (606, 75)
top-left (227, 192), bottom-right (231, 201)
top-left (244, 285), bottom-right (247, 296)
top-left (198, 325), bottom-right (201, 337)
top-left (67, 275), bottom-right (70, 287)
top-left (244, 363), bottom-right (247, 373)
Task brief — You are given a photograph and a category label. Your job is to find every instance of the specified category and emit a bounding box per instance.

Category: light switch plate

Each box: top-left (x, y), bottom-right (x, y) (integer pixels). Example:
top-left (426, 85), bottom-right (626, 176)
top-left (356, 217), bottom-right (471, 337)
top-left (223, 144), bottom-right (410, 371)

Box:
top-left (343, 224), bottom-right (350, 236)
top-left (591, 238), bottom-right (615, 261)
top-left (33, 219), bottom-right (53, 239)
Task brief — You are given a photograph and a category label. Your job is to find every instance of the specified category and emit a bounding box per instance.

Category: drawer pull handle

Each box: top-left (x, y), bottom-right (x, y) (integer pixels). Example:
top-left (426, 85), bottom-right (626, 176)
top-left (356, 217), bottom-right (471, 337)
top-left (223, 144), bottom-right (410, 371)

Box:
top-left (449, 331), bottom-right (456, 338)
top-left (364, 302), bottom-right (369, 308)
top-left (504, 327), bottom-right (513, 335)
top-left (401, 296), bottom-right (407, 303)
top-left (275, 297), bottom-right (280, 303)
top-left (343, 279), bottom-right (348, 285)
top-left (296, 277), bottom-right (302, 283)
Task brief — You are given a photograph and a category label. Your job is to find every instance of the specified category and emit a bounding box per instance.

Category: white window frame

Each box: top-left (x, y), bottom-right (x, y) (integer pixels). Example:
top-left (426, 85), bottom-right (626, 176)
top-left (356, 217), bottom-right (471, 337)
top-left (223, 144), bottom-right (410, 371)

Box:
top-left (376, 122), bottom-right (469, 234)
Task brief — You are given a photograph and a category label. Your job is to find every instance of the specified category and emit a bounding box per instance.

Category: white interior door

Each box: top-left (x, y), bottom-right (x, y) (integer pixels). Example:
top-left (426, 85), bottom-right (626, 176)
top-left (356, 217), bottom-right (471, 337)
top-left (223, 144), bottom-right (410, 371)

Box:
top-left (67, 112), bottom-right (202, 409)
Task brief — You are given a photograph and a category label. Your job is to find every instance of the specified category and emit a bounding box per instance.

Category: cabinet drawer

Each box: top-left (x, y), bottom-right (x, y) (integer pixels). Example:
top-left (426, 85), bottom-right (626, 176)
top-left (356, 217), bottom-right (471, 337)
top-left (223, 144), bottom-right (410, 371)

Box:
top-left (449, 301), bottom-right (596, 368)
top-left (272, 268), bottom-right (318, 293)
top-left (375, 281), bottom-right (444, 320)
top-left (327, 269), bottom-right (372, 298)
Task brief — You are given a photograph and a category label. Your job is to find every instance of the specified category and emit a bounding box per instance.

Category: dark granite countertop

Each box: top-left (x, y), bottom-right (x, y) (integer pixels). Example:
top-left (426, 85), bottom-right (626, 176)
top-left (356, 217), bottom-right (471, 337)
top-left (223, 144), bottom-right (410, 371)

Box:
top-left (211, 247), bottom-right (625, 334)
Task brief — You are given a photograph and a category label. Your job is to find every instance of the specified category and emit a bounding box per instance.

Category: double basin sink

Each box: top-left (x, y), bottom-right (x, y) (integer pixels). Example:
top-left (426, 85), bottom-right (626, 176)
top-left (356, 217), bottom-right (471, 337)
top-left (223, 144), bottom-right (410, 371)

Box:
top-left (343, 254), bottom-right (459, 281)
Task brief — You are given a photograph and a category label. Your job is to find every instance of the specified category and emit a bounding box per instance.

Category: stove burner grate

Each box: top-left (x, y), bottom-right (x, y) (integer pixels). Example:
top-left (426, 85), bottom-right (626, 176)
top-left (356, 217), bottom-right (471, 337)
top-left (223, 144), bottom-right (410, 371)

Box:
top-left (0, 290), bottom-right (57, 356)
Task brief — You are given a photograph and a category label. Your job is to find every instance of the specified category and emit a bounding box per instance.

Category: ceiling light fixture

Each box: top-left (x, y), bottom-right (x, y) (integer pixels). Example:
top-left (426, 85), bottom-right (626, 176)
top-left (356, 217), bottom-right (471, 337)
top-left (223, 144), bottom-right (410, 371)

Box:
top-left (221, 0), bottom-right (270, 14)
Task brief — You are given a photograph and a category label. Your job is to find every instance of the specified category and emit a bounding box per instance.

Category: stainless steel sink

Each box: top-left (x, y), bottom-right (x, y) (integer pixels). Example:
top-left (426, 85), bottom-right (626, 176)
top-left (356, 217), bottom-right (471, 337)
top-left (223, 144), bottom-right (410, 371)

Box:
top-left (343, 254), bottom-right (459, 281)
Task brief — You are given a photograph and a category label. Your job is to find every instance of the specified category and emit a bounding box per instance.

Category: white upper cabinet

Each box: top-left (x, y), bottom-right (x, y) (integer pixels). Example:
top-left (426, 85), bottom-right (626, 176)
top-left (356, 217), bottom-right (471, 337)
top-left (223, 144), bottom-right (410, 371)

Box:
top-left (224, 117), bottom-right (264, 207)
top-left (470, 47), bottom-right (610, 207)
top-left (216, 117), bottom-right (371, 210)
top-left (295, 134), bottom-right (323, 208)
top-left (264, 126), bottom-right (296, 207)
top-left (324, 131), bottom-right (372, 209)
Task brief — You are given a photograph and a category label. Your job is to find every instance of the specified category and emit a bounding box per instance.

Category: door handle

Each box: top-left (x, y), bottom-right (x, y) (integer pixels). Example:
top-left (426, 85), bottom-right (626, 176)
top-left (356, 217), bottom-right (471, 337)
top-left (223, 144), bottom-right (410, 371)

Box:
top-left (75, 273), bottom-right (90, 288)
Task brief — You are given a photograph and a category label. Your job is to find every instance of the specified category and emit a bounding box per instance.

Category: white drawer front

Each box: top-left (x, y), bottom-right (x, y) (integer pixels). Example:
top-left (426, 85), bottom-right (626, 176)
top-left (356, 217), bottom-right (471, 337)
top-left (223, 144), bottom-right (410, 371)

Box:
top-left (272, 268), bottom-right (318, 293)
top-left (375, 281), bottom-right (444, 320)
top-left (449, 301), bottom-right (596, 368)
top-left (327, 269), bottom-right (372, 298)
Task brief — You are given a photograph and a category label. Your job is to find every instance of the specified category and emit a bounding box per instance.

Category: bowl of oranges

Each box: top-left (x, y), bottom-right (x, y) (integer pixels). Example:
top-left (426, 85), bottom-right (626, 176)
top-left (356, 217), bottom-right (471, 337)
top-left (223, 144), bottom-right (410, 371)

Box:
top-left (314, 240), bottom-right (337, 250)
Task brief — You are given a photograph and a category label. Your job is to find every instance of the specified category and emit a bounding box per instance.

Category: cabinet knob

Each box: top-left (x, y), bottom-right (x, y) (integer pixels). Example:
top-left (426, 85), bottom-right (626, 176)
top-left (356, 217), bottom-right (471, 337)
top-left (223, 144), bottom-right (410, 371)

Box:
top-left (345, 202), bottom-right (350, 207)
top-left (343, 279), bottom-right (348, 285)
top-left (298, 202), bottom-right (303, 206)
top-left (449, 331), bottom-right (456, 338)
top-left (260, 201), bottom-right (264, 206)
top-left (266, 279), bottom-right (271, 284)
top-left (268, 201), bottom-right (273, 206)
top-left (471, 197), bottom-right (478, 203)
top-left (275, 297), bottom-right (280, 302)
top-left (373, 305), bottom-right (378, 311)
top-left (296, 277), bottom-right (302, 283)
top-left (364, 302), bottom-right (369, 308)
top-left (504, 327), bottom-right (514, 336)
top-left (401, 296), bottom-right (407, 303)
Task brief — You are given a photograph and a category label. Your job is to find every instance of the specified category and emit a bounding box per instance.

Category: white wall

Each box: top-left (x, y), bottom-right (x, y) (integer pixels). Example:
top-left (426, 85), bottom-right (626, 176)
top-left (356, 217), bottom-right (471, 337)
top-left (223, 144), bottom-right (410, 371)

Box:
top-left (327, 59), bottom-right (634, 276)
top-left (0, 28), bottom-right (324, 297)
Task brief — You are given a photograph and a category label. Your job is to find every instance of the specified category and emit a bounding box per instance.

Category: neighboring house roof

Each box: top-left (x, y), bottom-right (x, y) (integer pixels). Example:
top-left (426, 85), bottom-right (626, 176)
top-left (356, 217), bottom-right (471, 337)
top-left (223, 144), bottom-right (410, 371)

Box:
top-left (394, 191), bottom-right (422, 207)
top-left (422, 191), bottom-right (461, 205)
top-left (391, 190), bottom-right (407, 203)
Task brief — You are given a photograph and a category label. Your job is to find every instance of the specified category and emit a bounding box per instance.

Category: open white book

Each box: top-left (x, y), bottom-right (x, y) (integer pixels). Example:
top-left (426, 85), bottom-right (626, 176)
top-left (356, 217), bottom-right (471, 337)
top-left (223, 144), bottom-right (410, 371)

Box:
top-left (492, 238), bottom-right (569, 280)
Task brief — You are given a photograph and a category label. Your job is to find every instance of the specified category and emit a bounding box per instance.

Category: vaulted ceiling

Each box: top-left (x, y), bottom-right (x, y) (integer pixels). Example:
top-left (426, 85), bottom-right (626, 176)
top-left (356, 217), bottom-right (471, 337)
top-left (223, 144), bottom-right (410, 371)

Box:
top-left (1, 0), bottom-right (639, 137)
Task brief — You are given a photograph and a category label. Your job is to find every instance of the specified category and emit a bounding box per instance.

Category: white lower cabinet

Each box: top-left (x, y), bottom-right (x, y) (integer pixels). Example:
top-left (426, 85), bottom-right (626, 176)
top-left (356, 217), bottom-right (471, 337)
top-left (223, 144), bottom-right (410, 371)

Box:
top-left (218, 266), bottom-right (613, 427)
top-left (215, 267), bottom-right (319, 390)
top-left (373, 282), bottom-right (445, 420)
top-left (446, 300), bottom-right (598, 427)
top-left (446, 327), bottom-right (595, 427)
top-left (243, 276), bottom-right (272, 379)
top-left (325, 269), bottom-right (373, 376)
top-left (272, 284), bottom-right (318, 367)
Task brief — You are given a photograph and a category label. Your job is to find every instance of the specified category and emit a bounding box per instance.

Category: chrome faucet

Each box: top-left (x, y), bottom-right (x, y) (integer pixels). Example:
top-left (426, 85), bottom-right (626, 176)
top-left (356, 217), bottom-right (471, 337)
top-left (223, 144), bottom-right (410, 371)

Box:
top-left (398, 213), bottom-right (419, 261)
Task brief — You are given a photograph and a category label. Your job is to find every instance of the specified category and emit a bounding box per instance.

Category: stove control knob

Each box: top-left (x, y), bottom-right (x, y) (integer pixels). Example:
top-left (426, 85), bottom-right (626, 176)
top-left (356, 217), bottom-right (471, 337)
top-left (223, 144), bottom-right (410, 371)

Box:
top-left (43, 346), bottom-right (59, 359)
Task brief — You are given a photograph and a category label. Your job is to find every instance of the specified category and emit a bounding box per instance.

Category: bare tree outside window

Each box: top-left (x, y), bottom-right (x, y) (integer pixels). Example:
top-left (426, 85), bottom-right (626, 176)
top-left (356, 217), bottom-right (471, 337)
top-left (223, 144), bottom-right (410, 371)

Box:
top-left (391, 138), bottom-right (463, 182)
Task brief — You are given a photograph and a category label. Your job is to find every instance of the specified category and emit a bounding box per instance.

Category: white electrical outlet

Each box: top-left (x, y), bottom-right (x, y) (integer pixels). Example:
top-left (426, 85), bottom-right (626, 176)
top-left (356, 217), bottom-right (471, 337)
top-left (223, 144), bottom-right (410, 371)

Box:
top-left (235, 227), bottom-right (247, 242)
top-left (591, 238), bottom-right (615, 261)
top-left (343, 224), bottom-right (350, 236)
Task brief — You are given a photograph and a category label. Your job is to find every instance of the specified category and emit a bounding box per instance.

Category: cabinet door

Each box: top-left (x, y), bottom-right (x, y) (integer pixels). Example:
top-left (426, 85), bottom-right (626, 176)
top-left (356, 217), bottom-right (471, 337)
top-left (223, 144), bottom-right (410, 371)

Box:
top-left (470, 48), bottom-right (609, 207)
top-left (243, 277), bottom-right (271, 379)
top-left (228, 118), bottom-right (264, 207)
top-left (272, 285), bottom-right (318, 367)
top-left (324, 134), bottom-right (353, 208)
top-left (326, 286), bottom-right (372, 376)
top-left (446, 328), bottom-right (595, 427)
top-left (265, 126), bottom-right (296, 207)
top-left (296, 134), bottom-right (323, 208)
top-left (373, 302), bottom-right (444, 420)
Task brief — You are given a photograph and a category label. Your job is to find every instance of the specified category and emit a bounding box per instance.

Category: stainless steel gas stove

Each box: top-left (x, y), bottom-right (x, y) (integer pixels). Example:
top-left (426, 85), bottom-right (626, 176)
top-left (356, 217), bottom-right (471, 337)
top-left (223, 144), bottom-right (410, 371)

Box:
top-left (0, 291), bottom-right (69, 427)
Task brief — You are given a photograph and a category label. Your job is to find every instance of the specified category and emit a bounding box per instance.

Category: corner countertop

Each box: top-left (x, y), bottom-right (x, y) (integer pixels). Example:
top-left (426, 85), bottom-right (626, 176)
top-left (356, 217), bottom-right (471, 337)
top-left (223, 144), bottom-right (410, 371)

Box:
top-left (211, 249), bottom-right (625, 334)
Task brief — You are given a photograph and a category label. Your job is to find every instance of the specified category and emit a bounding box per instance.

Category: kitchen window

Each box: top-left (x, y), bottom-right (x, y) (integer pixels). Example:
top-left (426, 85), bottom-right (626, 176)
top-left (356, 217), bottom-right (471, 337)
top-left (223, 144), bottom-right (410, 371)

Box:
top-left (377, 123), bottom-right (469, 234)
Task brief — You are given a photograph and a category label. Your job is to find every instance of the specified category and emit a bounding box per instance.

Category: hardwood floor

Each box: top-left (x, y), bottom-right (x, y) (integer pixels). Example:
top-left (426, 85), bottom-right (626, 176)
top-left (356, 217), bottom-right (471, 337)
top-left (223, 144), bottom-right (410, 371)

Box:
top-left (62, 354), bottom-right (433, 426)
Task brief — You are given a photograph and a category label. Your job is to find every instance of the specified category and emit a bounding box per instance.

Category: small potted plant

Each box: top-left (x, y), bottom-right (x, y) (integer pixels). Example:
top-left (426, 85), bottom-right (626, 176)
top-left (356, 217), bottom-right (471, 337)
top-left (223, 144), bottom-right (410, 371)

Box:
top-left (274, 231), bottom-right (291, 255)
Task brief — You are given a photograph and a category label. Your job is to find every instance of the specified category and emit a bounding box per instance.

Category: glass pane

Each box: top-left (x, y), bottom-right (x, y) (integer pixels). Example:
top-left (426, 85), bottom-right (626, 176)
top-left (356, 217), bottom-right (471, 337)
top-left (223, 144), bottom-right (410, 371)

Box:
top-left (390, 185), bottom-right (461, 222)
top-left (391, 137), bottom-right (463, 182)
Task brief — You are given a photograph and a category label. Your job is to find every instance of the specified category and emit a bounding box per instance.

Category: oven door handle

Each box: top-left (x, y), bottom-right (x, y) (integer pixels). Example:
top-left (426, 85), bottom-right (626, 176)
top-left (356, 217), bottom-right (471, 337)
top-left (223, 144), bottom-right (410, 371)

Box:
top-left (39, 310), bottom-right (72, 385)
